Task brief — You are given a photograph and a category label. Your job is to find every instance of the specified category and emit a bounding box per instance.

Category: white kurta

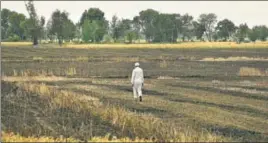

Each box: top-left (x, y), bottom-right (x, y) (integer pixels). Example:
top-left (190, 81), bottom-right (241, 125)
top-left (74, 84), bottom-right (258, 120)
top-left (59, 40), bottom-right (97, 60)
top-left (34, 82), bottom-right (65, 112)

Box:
top-left (131, 67), bottom-right (144, 98)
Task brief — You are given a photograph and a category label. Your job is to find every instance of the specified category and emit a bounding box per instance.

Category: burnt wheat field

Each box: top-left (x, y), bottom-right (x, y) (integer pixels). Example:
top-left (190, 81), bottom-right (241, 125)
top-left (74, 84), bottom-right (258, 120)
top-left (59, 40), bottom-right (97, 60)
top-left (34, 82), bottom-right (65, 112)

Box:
top-left (1, 45), bottom-right (268, 142)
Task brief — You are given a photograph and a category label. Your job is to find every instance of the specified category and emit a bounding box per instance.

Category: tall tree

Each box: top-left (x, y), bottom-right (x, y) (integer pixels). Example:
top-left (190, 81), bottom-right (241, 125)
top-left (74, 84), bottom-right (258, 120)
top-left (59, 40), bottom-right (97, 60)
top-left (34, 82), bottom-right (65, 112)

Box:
top-left (79, 10), bottom-right (88, 26)
top-left (212, 31), bottom-right (219, 42)
top-left (82, 20), bottom-right (91, 42)
top-left (110, 15), bottom-right (120, 42)
top-left (46, 19), bottom-right (54, 41)
top-left (180, 14), bottom-right (193, 41)
top-left (39, 16), bottom-right (45, 43)
top-left (80, 8), bottom-right (105, 24)
top-left (1, 8), bottom-right (11, 40)
top-left (62, 19), bottom-right (76, 42)
top-left (248, 25), bottom-right (268, 42)
top-left (257, 25), bottom-right (268, 41)
top-left (1, 9), bottom-right (32, 41)
top-left (132, 16), bottom-right (142, 43)
top-left (198, 13), bottom-right (217, 42)
top-left (192, 21), bottom-right (206, 41)
top-left (126, 31), bottom-right (136, 43)
top-left (49, 10), bottom-right (75, 45)
top-left (216, 19), bottom-right (236, 41)
top-left (139, 9), bottom-right (159, 42)
top-left (248, 26), bottom-right (259, 42)
top-left (119, 19), bottom-right (136, 43)
top-left (7, 11), bottom-right (27, 40)
top-left (49, 10), bottom-right (68, 45)
top-left (235, 23), bottom-right (249, 43)
top-left (153, 13), bottom-right (178, 43)
top-left (79, 8), bottom-right (108, 42)
top-left (82, 20), bottom-right (99, 43)
top-left (25, 0), bottom-right (45, 46)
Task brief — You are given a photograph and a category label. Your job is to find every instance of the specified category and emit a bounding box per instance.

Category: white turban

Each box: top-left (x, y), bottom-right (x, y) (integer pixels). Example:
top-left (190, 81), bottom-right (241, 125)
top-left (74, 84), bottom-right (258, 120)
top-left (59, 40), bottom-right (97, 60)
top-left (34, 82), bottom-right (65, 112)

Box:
top-left (135, 62), bottom-right (140, 67)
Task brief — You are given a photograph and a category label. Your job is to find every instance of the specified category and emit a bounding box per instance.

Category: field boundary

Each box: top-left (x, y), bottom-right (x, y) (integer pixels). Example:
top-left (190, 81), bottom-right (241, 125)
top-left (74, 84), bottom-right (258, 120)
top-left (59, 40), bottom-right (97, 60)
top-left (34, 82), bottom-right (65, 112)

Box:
top-left (2, 42), bottom-right (268, 49)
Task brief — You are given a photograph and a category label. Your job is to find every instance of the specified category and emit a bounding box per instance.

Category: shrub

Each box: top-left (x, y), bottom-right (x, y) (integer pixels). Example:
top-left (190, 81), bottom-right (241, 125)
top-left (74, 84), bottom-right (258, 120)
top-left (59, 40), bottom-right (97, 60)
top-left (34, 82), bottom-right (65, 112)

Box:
top-left (8, 35), bottom-right (21, 42)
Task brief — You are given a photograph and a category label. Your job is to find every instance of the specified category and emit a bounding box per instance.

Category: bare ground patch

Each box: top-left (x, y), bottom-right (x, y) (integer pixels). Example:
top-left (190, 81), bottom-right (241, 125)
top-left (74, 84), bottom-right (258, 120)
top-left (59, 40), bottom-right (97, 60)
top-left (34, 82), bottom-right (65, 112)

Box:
top-left (157, 76), bottom-right (180, 80)
top-left (199, 57), bottom-right (268, 62)
top-left (217, 87), bottom-right (268, 96)
top-left (238, 67), bottom-right (268, 77)
top-left (2, 76), bottom-right (93, 82)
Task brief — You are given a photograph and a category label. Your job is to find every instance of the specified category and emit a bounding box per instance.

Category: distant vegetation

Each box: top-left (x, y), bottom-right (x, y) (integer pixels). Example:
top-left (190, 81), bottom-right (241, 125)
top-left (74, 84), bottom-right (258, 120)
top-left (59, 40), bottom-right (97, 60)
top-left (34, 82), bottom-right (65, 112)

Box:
top-left (1, 1), bottom-right (268, 46)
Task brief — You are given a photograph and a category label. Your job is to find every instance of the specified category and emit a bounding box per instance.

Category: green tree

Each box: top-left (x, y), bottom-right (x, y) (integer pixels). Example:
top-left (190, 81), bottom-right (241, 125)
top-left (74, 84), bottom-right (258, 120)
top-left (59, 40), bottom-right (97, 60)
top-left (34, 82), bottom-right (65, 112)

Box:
top-left (79, 8), bottom-right (108, 42)
top-left (62, 19), bottom-right (76, 42)
top-left (40, 16), bottom-right (46, 37)
top-left (1, 9), bottom-right (29, 41)
top-left (198, 13), bottom-right (217, 42)
top-left (136, 10), bottom-right (182, 43)
top-left (248, 27), bottom-right (259, 42)
top-left (257, 25), bottom-right (268, 41)
top-left (49, 10), bottom-right (74, 45)
top-left (212, 31), bottom-right (219, 42)
top-left (80, 8), bottom-right (105, 24)
top-left (132, 16), bottom-right (142, 43)
top-left (235, 23), bottom-right (249, 43)
top-left (1, 8), bottom-right (11, 40)
top-left (138, 9), bottom-right (159, 42)
top-left (46, 19), bottom-right (54, 41)
top-left (216, 19), bottom-right (236, 41)
top-left (49, 10), bottom-right (67, 45)
top-left (153, 13), bottom-right (179, 43)
top-left (8, 12), bottom-right (26, 40)
top-left (119, 19), bottom-right (137, 43)
top-left (180, 14), bottom-right (193, 41)
top-left (25, 0), bottom-right (44, 46)
top-left (82, 20), bottom-right (91, 42)
top-left (126, 31), bottom-right (136, 43)
top-left (192, 21), bottom-right (206, 41)
top-left (82, 20), bottom-right (99, 43)
top-left (89, 21), bottom-right (99, 42)
top-left (110, 15), bottom-right (120, 42)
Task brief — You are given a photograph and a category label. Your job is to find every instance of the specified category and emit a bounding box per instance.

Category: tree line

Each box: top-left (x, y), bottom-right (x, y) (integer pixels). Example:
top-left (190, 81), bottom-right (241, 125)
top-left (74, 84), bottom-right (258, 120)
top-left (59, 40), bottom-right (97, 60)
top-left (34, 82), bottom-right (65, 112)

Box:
top-left (1, 1), bottom-right (268, 45)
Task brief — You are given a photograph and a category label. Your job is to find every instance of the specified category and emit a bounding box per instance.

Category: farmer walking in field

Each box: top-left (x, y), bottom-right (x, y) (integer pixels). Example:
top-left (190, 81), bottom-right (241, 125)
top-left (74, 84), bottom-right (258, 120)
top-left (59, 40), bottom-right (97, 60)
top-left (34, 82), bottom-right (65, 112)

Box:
top-left (131, 62), bottom-right (144, 102)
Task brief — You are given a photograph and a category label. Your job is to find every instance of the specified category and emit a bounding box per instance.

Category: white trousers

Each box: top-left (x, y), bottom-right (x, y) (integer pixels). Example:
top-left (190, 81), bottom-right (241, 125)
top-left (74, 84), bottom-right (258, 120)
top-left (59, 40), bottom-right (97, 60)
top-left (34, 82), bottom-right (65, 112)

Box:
top-left (133, 82), bottom-right (142, 98)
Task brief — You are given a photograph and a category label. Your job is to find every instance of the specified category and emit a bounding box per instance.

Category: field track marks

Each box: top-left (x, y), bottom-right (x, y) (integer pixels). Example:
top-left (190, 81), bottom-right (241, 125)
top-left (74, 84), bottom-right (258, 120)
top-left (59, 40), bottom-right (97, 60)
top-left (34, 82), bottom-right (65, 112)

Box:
top-left (57, 81), bottom-right (268, 135)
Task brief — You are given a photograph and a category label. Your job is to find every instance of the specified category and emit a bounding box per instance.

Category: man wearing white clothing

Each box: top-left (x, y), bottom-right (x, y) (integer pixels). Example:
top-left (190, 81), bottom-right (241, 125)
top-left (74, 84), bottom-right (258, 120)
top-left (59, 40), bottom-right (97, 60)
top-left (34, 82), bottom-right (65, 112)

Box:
top-left (131, 62), bottom-right (144, 102)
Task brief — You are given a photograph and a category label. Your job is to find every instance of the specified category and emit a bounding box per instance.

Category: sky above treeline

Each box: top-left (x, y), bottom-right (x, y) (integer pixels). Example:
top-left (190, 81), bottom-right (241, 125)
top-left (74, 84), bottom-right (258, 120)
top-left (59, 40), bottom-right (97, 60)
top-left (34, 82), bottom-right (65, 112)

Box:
top-left (2, 1), bottom-right (268, 28)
